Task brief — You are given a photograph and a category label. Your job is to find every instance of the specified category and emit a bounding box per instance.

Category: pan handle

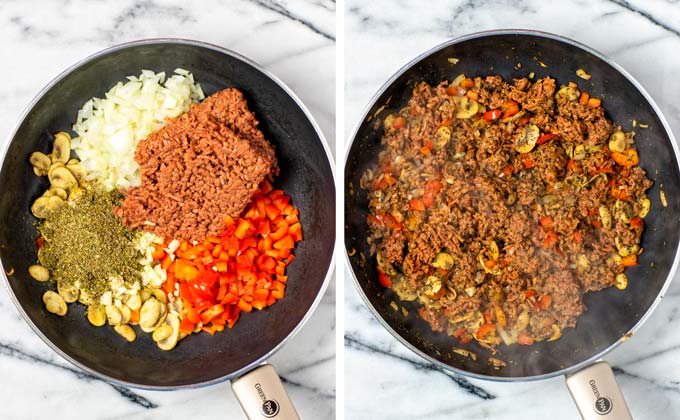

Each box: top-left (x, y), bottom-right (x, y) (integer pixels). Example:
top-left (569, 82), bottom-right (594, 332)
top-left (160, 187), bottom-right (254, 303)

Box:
top-left (565, 361), bottom-right (633, 420)
top-left (231, 363), bottom-right (301, 420)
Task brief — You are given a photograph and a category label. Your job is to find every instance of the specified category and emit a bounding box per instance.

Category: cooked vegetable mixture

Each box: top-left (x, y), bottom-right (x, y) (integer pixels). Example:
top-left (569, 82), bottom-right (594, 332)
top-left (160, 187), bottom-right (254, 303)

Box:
top-left (26, 70), bottom-right (301, 350)
top-left (363, 74), bottom-right (652, 349)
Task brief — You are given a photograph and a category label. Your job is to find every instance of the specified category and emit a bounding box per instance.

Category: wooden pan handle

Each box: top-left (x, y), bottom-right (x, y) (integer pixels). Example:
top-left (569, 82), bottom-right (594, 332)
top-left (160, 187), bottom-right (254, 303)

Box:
top-left (565, 361), bottom-right (633, 420)
top-left (231, 364), bottom-right (300, 420)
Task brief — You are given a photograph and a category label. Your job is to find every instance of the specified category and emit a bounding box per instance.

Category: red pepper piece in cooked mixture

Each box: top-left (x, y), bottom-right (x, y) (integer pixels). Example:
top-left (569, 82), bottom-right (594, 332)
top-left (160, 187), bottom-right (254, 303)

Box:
top-left (362, 74), bottom-right (652, 350)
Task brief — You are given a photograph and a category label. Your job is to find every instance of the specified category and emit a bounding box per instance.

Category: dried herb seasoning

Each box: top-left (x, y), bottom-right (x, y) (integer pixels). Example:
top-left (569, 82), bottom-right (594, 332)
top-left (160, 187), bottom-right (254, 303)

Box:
top-left (38, 189), bottom-right (142, 298)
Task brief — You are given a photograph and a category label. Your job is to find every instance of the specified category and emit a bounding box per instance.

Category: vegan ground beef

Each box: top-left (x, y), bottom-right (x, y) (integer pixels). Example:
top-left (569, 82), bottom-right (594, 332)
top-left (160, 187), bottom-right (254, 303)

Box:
top-left (117, 88), bottom-right (278, 242)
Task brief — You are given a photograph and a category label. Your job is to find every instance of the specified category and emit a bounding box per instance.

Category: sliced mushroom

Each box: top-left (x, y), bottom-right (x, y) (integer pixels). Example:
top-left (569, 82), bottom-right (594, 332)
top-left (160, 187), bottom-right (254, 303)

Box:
top-left (31, 197), bottom-right (52, 219)
top-left (515, 310), bottom-right (529, 332)
top-left (43, 291), bottom-right (67, 316)
top-left (453, 96), bottom-right (479, 119)
top-left (376, 251), bottom-right (396, 276)
top-left (49, 187), bottom-right (68, 201)
top-left (615, 273), bottom-right (628, 290)
top-left (615, 236), bottom-right (639, 257)
top-left (29, 152), bottom-right (51, 173)
top-left (639, 197), bottom-right (651, 219)
top-left (422, 276), bottom-right (443, 299)
top-left (140, 288), bottom-right (153, 302)
top-left (125, 293), bottom-right (142, 311)
top-left (48, 166), bottom-right (78, 191)
top-left (78, 289), bottom-right (96, 306)
top-left (52, 132), bottom-right (71, 164)
top-left (87, 304), bottom-right (107, 327)
top-left (152, 288), bottom-right (167, 304)
top-left (139, 298), bottom-right (166, 332)
top-left (486, 241), bottom-right (500, 260)
top-left (432, 252), bottom-right (454, 270)
top-left (47, 195), bottom-right (65, 211)
top-left (66, 162), bottom-right (87, 184)
top-left (106, 305), bottom-right (123, 326)
top-left (514, 124), bottom-right (539, 153)
top-left (576, 69), bottom-right (592, 81)
top-left (68, 187), bottom-right (86, 202)
top-left (547, 324), bottom-right (562, 341)
top-left (28, 264), bottom-right (50, 282)
top-left (434, 126), bottom-right (451, 148)
top-left (114, 324), bottom-right (136, 342)
top-left (608, 131), bottom-right (626, 153)
top-left (47, 161), bottom-right (65, 176)
top-left (57, 282), bottom-right (79, 303)
top-left (576, 254), bottom-right (591, 272)
top-left (157, 314), bottom-right (180, 351)
top-left (152, 323), bottom-right (173, 342)
top-left (598, 206), bottom-right (612, 229)
top-left (572, 144), bottom-right (587, 160)
top-left (606, 252), bottom-right (623, 267)
top-left (614, 199), bottom-right (633, 224)
top-left (119, 304), bottom-right (132, 324)
top-left (555, 86), bottom-right (579, 101)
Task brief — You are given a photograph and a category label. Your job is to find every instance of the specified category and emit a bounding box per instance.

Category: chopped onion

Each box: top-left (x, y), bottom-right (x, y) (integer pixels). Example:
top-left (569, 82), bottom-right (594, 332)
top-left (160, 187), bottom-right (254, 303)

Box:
top-left (72, 69), bottom-right (205, 191)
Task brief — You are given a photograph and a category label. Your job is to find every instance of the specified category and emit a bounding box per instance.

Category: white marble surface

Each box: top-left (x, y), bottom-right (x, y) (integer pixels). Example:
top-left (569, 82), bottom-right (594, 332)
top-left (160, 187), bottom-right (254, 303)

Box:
top-left (344, 1), bottom-right (680, 419)
top-left (0, 1), bottom-right (335, 419)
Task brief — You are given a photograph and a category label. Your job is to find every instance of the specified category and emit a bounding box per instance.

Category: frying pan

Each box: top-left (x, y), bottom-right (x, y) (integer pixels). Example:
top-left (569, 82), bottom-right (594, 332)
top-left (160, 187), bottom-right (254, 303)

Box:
top-left (345, 30), bottom-right (680, 419)
top-left (0, 39), bottom-right (335, 419)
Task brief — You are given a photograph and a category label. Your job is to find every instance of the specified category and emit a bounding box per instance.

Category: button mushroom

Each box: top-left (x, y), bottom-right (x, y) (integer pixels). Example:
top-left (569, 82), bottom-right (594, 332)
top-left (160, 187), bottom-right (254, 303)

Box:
top-left (639, 197), bottom-right (651, 218)
top-left (615, 273), bottom-right (628, 290)
top-left (514, 124), bottom-right (539, 153)
top-left (434, 126), bottom-right (452, 148)
top-left (454, 96), bottom-right (479, 119)
top-left (43, 291), bottom-right (67, 316)
top-left (152, 324), bottom-right (173, 342)
top-left (106, 305), bottom-right (123, 326)
top-left (432, 252), bottom-right (454, 270)
top-left (114, 324), bottom-right (136, 342)
top-left (87, 304), bottom-right (107, 327)
top-left (52, 132), bottom-right (71, 164)
top-left (156, 314), bottom-right (180, 351)
top-left (48, 166), bottom-right (78, 191)
top-left (555, 85), bottom-right (580, 101)
top-left (57, 282), bottom-right (79, 303)
top-left (139, 298), bottom-right (167, 333)
top-left (28, 264), bottom-right (50, 282)
top-left (598, 206), bottom-right (612, 229)
top-left (608, 131), bottom-right (626, 153)
top-left (29, 152), bottom-right (51, 174)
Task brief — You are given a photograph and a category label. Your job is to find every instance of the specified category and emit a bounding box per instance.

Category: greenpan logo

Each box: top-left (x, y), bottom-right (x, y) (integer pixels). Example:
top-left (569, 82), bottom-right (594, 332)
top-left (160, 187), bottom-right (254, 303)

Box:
top-left (255, 383), bottom-right (280, 418)
top-left (589, 380), bottom-right (613, 415)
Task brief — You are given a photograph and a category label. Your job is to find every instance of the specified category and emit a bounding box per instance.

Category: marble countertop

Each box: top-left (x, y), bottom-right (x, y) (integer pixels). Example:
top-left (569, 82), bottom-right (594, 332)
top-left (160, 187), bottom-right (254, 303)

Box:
top-left (0, 1), bottom-right (335, 419)
top-left (344, 1), bottom-right (680, 419)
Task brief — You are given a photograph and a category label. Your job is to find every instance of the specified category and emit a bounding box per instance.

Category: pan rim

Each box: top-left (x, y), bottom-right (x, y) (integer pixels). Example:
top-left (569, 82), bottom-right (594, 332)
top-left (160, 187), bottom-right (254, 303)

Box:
top-left (0, 37), bottom-right (336, 390)
top-left (343, 28), bottom-right (680, 382)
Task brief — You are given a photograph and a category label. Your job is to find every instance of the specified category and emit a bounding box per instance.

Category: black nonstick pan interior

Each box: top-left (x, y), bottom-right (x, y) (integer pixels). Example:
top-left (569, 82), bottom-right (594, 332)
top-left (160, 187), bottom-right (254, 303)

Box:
top-left (0, 40), bottom-right (335, 388)
top-left (345, 31), bottom-right (680, 379)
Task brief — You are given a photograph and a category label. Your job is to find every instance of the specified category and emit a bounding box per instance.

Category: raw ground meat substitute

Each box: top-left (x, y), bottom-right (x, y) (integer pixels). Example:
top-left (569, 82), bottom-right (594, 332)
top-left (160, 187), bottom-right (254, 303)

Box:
top-left (363, 74), bottom-right (652, 350)
top-left (117, 88), bottom-right (278, 242)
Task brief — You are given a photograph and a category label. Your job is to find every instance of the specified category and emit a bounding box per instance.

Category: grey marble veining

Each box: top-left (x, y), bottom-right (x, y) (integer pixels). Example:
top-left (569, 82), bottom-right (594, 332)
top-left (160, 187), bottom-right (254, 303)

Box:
top-left (0, 1), bottom-right (335, 419)
top-left (344, 1), bottom-right (680, 419)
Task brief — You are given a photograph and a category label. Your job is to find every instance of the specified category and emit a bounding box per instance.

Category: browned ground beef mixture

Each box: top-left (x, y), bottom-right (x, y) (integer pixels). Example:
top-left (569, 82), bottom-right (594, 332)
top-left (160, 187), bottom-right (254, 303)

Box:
top-left (117, 88), bottom-right (278, 242)
top-left (363, 75), bottom-right (652, 349)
